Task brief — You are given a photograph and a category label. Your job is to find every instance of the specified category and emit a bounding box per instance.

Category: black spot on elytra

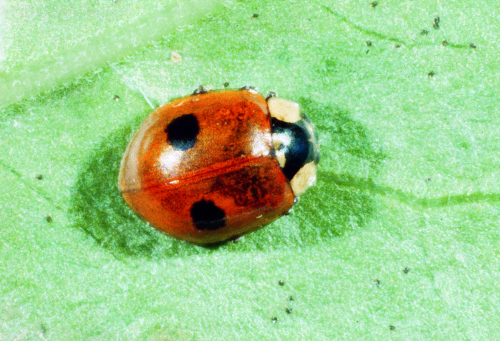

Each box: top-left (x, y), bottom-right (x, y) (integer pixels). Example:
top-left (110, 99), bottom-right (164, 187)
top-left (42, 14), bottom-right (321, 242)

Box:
top-left (165, 114), bottom-right (199, 150)
top-left (271, 118), bottom-right (314, 181)
top-left (191, 200), bottom-right (226, 231)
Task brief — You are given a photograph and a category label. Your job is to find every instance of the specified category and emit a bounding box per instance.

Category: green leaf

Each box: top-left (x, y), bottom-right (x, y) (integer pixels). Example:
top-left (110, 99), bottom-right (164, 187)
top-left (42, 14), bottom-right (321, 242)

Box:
top-left (1, 0), bottom-right (499, 339)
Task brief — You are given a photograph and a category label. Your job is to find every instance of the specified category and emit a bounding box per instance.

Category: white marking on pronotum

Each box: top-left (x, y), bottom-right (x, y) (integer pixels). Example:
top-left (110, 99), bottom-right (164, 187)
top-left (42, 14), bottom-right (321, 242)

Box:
top-left (290, 161), bottom-right (317, 197)
top-left (268, 97), bottom-right (301, 123)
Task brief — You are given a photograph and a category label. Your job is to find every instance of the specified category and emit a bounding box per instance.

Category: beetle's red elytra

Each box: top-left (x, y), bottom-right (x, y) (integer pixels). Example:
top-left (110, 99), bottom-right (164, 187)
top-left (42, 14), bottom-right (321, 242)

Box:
top-left (119, 87), bottom-right (319, 245)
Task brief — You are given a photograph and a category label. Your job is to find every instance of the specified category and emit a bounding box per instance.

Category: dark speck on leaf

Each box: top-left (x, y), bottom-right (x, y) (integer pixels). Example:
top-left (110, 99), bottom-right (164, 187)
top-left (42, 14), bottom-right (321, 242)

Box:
top-left (433, 16), bottom-right (440, 29)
